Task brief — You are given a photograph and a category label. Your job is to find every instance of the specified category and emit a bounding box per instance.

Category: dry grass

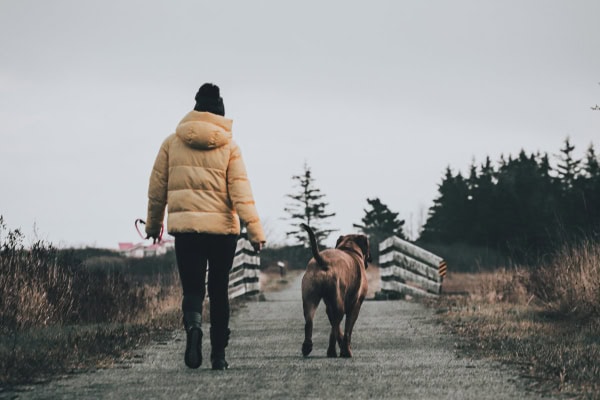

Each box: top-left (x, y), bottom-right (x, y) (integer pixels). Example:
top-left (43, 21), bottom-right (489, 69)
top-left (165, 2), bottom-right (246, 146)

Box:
top-left (435, 240), bottom-right (600, 398)
top-left (529, 239), bottom-right (600, 318)
top-left (0, 217), bottom-right (182, 387)
top-left (442, 269), bottom-right (530, 304)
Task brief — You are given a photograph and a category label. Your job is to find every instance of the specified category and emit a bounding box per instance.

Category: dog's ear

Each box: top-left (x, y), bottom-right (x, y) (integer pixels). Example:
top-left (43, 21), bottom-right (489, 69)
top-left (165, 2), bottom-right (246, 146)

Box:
top-left (353, 235), bottom-right (369, 255)
top-left (335, 235), bottom-right (345, 248)
top-left (354, 235), bottom-right (371, 269)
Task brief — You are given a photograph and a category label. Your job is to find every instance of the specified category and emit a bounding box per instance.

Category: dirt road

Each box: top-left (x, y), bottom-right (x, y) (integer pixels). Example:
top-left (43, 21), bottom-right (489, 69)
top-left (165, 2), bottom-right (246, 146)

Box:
top-left (7, 275), bottom-right (551, 399)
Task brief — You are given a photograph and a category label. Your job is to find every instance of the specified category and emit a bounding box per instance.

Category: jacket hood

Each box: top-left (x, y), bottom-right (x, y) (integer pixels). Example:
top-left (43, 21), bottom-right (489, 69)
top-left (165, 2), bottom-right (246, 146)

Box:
top-left (175, 111), bottom-right (233, 150)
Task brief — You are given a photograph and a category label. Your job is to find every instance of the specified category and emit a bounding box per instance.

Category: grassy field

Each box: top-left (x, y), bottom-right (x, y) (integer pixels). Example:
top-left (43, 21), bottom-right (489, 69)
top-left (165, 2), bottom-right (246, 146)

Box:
top-left (434, 240), bottom-right (600, 399)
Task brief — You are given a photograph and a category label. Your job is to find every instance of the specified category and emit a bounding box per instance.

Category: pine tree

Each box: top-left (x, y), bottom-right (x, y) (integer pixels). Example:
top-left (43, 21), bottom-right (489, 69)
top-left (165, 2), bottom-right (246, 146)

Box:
top-left (469, 157), bottom-right (496, 246)
top-left (578, 144), bottom-right (600, 234)
top-left (353, 198), bottom-right (405, 262)
top-left (583, 143), bottom-right (600, 178)
top-left (556, 137), bottom-right (581, 191)
top-left (284, 162), bottom-right (337, 246)
top-left (555, 137), bottom-right (585, 234)
top-left (420, 167), bottom-right (470, 244)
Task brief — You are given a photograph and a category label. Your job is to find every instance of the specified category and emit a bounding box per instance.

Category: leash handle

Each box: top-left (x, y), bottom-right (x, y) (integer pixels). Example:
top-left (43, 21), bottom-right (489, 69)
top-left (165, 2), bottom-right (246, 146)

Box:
top-left (135, 219), bottom-right (163, 242)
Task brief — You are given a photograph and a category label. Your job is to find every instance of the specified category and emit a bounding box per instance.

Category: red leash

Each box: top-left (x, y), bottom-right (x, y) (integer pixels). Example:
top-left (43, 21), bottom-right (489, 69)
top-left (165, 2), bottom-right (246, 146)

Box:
top-left (135, 219), bottom-right (164, 243)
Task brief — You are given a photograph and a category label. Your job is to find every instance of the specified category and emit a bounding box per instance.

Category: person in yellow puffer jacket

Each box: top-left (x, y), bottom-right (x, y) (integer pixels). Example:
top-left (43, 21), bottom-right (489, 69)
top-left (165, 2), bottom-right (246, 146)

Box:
top-left (145, 83), bottom-right (266, 371)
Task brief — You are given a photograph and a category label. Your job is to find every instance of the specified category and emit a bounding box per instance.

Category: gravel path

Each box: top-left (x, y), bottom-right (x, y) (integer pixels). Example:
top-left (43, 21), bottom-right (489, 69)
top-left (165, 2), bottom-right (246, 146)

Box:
top-left (7, 275), bottom-right (553, 400)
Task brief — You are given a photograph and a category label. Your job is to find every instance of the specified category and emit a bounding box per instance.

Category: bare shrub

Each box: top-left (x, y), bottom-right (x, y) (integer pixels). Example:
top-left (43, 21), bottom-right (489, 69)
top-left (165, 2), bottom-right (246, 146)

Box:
top-left (529, 239), bottom-right (600, 317)
top-left (0, 223), bottom-right (75, 331)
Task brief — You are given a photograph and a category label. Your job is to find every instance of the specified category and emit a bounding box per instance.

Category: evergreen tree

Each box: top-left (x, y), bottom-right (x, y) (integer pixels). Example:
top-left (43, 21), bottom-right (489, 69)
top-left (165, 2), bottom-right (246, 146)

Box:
top-left (353, 198), bottom-right (405, 262)
top-left (555, 138), bottom-right (584, 234)
top-left (582, 144), bottom-right (600, 178)
top-left (578, 144), bottom-right (600, 234)
top-left (284, 162), bottom-right (337, 246)
top-left (490, 150), bottom-right (555, 255)
top-left (535, 151), bottom-right (561, 238)
top-left (420, 167), bottom-right (470, 244)
top-left (556, 137), bottom-right (581, 191)
top-left (468, 157), bottom-right (497, 246)
top-left (464, 162), bottom-right (479, 243)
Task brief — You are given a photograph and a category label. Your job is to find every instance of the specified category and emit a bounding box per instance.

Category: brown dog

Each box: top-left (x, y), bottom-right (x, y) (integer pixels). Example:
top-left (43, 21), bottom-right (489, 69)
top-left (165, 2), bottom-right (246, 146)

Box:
top-left (300, 223), bottom-right (371, 358)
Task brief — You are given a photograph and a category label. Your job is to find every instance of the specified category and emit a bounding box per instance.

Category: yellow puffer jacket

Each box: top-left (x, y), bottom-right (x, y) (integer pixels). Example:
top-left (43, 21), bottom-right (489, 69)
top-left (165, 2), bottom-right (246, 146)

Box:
top-left (145, 111), bottom-right (266, 243)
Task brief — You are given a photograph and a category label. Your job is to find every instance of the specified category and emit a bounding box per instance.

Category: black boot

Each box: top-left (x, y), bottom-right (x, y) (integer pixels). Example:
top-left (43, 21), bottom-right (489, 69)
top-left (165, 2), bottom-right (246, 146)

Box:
top-left (183, 311), bottom-right (203, 369)
top-left (210, 327), bottom-right (230, 370)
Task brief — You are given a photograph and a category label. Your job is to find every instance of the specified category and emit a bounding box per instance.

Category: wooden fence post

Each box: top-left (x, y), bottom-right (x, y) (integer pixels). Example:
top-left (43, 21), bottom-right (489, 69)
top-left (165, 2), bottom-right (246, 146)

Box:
top-left (379, 236), bottom-right (446, 298)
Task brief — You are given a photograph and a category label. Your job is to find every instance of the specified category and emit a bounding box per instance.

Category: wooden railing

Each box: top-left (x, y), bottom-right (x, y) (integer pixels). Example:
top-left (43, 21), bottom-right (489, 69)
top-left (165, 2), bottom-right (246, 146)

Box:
top-left (379, 236), bottom-right (447, 297)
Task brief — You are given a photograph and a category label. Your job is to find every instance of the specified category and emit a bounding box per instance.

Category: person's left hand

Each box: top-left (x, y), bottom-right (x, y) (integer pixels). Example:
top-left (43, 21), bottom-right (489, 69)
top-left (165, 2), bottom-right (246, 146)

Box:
top-left (251, 241), bottom-right (265, 253)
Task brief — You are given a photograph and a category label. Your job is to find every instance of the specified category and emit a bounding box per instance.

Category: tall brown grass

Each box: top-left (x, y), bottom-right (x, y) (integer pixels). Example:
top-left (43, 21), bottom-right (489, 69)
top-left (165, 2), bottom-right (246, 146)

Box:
top-left (529, 239), bottom-right (600, 318)
top-left (1, 225), bottom-right (75, 331)
top-left (0, 216), bottom-right (181, 385)
top-left (445, 239), bottom-right (600, 317)
top-left (469, 268), bottom-right (531, 304)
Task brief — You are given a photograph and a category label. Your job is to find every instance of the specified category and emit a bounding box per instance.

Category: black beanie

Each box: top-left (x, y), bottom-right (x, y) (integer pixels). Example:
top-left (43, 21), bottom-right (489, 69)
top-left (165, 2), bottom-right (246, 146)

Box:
top-left (194, 83), bottom-right (225, 116)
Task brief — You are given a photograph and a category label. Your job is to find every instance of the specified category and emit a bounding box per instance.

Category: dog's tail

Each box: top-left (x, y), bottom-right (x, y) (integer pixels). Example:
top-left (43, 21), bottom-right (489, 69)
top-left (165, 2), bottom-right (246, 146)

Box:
top-left (300, 223), bottom-right (328, 270)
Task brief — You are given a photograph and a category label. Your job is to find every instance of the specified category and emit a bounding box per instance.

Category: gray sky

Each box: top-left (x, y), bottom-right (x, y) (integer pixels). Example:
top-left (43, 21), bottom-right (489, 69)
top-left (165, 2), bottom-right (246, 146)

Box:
top-left (1, 0), bottom-right (599, 248)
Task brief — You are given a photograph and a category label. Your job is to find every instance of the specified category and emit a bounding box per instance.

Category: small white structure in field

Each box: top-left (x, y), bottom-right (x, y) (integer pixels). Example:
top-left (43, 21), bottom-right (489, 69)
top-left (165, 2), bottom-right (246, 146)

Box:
top-left (118, 239), bottom-right (174, 258)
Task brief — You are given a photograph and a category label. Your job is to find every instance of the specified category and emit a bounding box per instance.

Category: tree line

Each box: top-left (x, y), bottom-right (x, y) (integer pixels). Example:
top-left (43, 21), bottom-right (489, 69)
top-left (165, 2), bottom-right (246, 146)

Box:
top-left (283, 138), bottom-right (599, 264)
top-left (420, 138), bottom-right (600, 260)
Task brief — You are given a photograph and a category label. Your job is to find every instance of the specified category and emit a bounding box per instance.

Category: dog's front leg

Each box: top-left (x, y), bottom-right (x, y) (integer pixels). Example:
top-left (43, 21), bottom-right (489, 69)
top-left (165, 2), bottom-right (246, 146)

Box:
top-left (327, 325), bottom-right (343, 358)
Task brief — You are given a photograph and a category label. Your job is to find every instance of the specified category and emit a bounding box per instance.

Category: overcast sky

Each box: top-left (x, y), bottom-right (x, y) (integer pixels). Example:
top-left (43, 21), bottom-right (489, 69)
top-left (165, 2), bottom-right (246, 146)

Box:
top-left (1, 0), bottom-right (599, 248)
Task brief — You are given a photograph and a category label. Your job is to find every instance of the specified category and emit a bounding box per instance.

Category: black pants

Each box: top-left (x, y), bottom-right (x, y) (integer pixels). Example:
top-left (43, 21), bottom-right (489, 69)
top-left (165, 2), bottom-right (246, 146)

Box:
top-left (174, 233), bottom-right (238, 332)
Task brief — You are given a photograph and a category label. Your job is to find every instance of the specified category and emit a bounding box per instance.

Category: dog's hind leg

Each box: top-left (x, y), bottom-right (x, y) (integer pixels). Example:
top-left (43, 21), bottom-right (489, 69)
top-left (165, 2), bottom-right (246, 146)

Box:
top-left (340, 299), bottom-right (364, 358)
top-left (302, 300), bottom-right (318, 357)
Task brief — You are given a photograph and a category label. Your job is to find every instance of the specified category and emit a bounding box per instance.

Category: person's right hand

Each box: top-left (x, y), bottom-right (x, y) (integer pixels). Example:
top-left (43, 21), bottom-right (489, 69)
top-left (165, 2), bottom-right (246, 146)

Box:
top-left (146, 233), bottom-right (161, 244)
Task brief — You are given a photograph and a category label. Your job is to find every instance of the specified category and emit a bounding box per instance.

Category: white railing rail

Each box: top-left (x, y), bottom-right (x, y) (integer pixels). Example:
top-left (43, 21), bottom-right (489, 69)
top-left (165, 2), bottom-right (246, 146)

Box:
top-left (379, 236), bottom-right (447, 297)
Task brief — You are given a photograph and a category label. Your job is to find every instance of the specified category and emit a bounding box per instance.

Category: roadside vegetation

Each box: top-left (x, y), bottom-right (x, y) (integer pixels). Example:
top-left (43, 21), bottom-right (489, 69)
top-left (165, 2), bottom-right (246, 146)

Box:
top-left (0, 215), bottom-right (304, 389)
top-left (435, 239), bottom-right (600, 398)
top-left (0, 216), bottom-right (182, 387)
